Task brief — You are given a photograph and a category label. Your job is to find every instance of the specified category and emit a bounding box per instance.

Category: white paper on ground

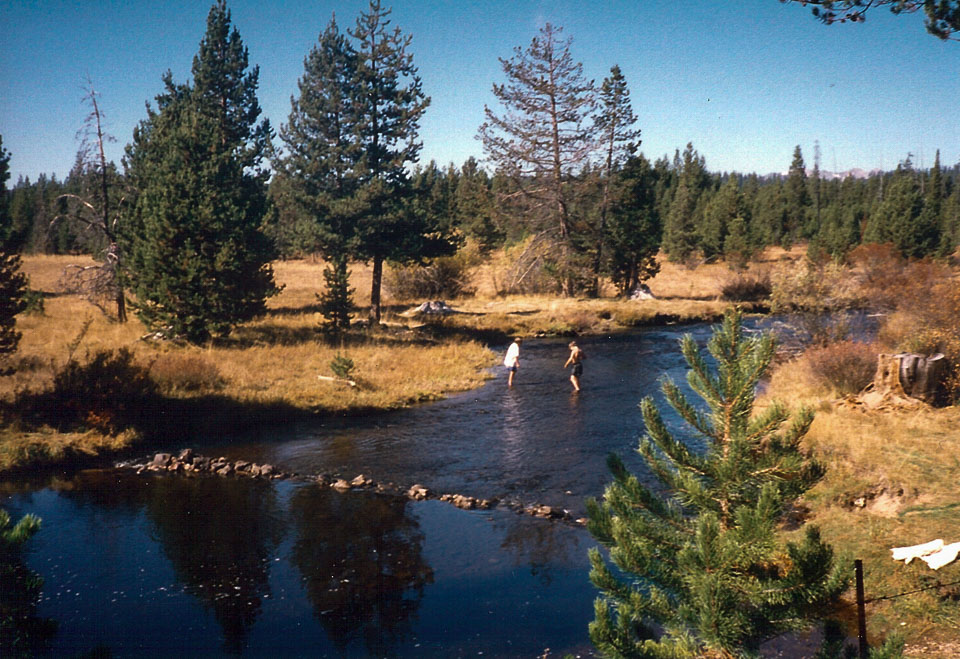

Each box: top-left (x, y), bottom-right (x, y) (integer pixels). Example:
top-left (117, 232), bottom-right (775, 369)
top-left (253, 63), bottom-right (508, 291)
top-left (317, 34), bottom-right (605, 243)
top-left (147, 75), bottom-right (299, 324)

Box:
top-left (891, 539), bottom-right (944, 564)
top-left (920, 542), bottom-right (960, 570)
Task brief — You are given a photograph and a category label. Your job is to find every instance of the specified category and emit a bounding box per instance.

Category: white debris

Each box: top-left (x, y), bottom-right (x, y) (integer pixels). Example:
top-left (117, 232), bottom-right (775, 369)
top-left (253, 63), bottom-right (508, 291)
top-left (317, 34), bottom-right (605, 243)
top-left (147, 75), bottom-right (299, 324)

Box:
top-left (891, 539), bottom-right (944, 564)
top-left (920, 542), bottom-right (960, 570)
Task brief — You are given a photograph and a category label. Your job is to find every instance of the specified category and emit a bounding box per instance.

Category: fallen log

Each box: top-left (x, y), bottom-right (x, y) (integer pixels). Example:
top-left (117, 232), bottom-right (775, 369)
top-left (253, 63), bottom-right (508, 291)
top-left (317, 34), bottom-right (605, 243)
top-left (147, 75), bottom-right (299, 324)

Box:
top-left (317, 374), bottom-right (357, 387)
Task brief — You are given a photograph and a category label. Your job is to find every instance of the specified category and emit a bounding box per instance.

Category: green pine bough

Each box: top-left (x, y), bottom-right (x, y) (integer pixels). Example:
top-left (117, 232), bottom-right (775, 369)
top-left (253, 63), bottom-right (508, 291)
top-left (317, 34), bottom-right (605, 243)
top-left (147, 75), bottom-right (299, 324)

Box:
top-left (586, 307), bottom-right (848, 658)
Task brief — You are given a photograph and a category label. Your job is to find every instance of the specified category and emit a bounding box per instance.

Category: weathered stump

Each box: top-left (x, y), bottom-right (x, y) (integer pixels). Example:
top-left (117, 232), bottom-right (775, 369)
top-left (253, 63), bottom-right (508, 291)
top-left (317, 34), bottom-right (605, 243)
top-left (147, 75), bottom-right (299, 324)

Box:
top-left (859, 352), bottom-right (945, 409)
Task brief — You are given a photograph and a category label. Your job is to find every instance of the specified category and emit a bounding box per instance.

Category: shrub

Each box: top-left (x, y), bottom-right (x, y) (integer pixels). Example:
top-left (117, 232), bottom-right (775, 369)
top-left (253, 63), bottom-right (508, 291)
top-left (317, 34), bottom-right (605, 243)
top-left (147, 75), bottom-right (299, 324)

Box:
top-left (21, 289), bottom-right (44, 315)
top-left (149, 353), bottom-right (224, 394)
top-left (770, 259), bottom-right (863, 345)
top-left (329, 354), bottom-right (355, 380)
top-left (386, 252), bottom-right (476, 301)
top-left (849, 243), bottom-right (951, 311)
top-left (804, 340), bottom-right (878, 396)
top-left (48, 349), bottom-right (157, 432)
top-left (720, 271), bottom-right (771, 302)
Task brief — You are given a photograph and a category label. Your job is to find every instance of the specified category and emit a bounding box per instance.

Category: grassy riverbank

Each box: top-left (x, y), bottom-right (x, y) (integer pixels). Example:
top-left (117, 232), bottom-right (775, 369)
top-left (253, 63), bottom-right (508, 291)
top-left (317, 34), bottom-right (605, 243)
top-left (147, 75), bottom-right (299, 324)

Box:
top-left (1, 251), bottom-right (770, 472)
top-left (767, 357), bottom-right (960, 653)
top-left (2, 249), bottom-right (960, 652)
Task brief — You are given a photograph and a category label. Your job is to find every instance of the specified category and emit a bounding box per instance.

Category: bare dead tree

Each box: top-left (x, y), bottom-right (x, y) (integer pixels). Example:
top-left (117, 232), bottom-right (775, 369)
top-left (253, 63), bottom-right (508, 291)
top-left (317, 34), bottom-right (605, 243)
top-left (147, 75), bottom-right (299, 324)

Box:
top-left (478, 23), bottom-right (597, 296)
top-left (54, 78), bottom-right (127, 321)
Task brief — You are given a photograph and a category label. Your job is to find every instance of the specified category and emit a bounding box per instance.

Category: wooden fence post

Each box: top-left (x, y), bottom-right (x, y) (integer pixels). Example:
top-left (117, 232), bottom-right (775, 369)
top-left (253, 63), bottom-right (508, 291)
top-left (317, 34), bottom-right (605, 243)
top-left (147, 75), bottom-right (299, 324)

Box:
top-left (855, 559), bottom-right (868, 658)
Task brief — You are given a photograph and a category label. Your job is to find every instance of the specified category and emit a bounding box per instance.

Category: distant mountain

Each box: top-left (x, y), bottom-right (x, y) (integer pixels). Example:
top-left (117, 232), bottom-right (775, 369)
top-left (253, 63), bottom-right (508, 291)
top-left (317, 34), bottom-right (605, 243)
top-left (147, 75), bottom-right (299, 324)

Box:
top-left (771, 167), bottom-right (884, 180)
top-left (817, 167), bottom-right (883, 180)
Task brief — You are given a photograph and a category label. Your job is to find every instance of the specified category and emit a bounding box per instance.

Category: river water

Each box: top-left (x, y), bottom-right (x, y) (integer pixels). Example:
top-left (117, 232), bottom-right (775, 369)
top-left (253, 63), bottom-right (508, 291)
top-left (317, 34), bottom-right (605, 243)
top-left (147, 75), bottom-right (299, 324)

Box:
top-left (3, 321), bottom-right (761, 657)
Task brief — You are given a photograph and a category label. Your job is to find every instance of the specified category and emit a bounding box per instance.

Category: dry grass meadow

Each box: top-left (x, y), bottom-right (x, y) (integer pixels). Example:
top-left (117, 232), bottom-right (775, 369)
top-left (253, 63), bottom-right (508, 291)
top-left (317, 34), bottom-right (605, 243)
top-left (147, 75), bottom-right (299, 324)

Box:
top-left (767, 356), bottom-right (960, 651)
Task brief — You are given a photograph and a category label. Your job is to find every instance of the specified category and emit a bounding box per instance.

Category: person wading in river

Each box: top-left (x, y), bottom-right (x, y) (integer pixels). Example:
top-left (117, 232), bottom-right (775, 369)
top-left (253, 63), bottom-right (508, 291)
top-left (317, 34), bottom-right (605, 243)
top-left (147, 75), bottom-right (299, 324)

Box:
top-left (504, 337), bottom-right (522, 387)
top-left (564, 341), bottom-right (584, 392)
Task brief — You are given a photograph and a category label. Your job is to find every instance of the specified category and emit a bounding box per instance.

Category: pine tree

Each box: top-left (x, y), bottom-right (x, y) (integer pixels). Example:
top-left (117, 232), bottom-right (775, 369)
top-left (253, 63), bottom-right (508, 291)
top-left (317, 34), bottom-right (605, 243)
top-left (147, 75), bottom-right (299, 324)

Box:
top-left (273, 15), bottom-right (363, 331)
top-left (120, 1), bottom-right (278, 343)
top-left (701, 174), bottom-right (742, 261)
top-left (318, 253), bottom-right (354, 336)
top-left (350, 0), bottom-right (438, 322)
top-left (478, 22), bottom-right (597, 295)
top-left (592, 65), bottom-right (642, 296)
top-left (662, 143), bottom-right (709, 262)
top-left (56, 82), bottom-right (128, 321)
top-left (751, 181), bottom-right (787, 247)
top-left (1, 507), bottom-right (56, 655)
top-left (605, 153), bottom-right (661, 295)
top-left (455, 157), bottom-right (502, 251)
top-left (587, 308), bottom-right (846, 657)
top-left (784, 145), bottom-right (810, 247)
top-left (0, 136), bottom-right (28, 373)
top-left (865, 158), bottom-right (938, 258)
top-left (784, 0), bottom-right (960, 40)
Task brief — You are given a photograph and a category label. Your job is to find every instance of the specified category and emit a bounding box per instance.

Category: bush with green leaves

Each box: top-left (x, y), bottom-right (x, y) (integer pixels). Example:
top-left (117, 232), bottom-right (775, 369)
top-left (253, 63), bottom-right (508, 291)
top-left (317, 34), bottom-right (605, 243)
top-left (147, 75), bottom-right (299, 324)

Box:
top-left (587, 308), bottom-right (847, 657)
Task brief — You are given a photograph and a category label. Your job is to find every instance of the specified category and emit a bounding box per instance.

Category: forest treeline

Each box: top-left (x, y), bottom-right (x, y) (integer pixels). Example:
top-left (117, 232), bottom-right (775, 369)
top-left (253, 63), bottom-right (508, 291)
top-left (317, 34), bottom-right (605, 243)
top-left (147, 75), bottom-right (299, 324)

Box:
top-left (11, 142), bottom-right (960, 268)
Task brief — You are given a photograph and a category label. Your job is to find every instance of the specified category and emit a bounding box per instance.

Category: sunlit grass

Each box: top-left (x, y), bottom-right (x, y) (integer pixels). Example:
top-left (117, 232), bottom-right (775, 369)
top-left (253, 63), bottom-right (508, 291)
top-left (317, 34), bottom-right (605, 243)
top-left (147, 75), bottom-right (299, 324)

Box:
top-left (765, 354), bottom-right (960, 646)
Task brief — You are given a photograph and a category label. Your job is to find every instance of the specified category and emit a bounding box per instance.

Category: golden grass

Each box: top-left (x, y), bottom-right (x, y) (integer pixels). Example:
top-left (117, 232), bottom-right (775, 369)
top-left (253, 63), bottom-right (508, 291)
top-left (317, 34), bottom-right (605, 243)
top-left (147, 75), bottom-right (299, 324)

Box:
top-left (0, 250), bottom-right (796, 474)
top-left (765, 356), bottom-right (960, 646)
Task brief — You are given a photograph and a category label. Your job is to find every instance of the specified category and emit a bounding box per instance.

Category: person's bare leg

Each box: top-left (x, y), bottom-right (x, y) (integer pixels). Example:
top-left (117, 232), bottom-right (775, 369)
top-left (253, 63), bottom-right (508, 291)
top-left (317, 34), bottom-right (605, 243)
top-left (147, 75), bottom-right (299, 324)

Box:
top-left (508, 370), bottom-right (515, 387)
top-left (570, 375), bottom-right (580, 392)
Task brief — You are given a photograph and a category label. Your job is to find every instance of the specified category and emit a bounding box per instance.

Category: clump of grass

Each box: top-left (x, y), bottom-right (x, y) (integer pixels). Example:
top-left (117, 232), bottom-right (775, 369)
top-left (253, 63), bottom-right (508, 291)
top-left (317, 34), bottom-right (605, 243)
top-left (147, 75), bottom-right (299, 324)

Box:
top-left (149, 352), bottom-right (225, 394)
top-left (803, 340), bottom-right (878, 396)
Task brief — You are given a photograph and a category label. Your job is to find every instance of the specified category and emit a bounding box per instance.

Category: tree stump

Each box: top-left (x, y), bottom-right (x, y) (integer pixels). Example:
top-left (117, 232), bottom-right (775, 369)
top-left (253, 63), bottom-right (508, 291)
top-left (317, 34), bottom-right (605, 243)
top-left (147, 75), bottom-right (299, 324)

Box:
top-left (858, 353), bottom-right (945, 409)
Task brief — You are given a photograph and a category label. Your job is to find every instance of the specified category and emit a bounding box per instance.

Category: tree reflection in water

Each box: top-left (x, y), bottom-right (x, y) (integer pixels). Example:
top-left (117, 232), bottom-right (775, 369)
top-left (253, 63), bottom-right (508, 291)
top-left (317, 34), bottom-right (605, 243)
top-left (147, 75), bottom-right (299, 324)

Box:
top-left (140, 475), bottom-right (285, 654)
top-left (289, 485), bottom-right (433, 656)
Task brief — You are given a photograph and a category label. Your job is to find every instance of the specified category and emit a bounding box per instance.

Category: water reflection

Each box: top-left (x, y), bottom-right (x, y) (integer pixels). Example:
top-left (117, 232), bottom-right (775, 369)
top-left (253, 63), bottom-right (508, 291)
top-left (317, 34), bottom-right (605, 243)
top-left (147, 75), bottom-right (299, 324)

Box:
top-left (288, 486), bottom-right (433, 656)
top-left (149, 476), bottom-right (283, 653)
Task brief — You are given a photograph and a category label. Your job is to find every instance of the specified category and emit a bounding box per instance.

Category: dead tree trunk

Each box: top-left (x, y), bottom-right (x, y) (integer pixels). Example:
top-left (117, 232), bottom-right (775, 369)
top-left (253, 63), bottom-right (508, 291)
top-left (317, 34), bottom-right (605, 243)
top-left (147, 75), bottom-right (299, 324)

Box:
top-left (860, 352), bottom-right (945, 409)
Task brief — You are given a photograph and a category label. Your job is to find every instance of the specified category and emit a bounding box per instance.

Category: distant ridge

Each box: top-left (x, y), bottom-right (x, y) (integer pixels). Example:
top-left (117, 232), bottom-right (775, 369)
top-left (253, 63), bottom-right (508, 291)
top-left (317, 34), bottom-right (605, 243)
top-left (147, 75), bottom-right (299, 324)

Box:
top-left (772, 167), bottom-right (884, 180)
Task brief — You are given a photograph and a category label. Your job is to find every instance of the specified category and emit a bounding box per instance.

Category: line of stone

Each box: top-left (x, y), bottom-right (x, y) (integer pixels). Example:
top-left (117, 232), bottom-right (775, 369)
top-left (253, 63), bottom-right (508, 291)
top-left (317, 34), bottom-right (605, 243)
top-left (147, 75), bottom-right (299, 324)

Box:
top-left (128, 449), bottom-right (586, 525)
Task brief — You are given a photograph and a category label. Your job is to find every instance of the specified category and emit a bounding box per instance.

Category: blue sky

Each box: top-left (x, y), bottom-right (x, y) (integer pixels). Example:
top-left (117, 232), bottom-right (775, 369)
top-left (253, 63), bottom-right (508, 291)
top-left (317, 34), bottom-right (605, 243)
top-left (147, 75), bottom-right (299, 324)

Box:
top-left (2, 0), bottom-right (958, 183)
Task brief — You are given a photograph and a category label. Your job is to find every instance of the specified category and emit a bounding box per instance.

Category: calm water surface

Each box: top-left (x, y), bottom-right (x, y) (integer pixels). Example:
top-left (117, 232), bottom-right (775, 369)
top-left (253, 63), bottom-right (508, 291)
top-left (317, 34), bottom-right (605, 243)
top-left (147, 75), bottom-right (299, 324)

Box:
top-left (4, 321), bottom-right (755, 657)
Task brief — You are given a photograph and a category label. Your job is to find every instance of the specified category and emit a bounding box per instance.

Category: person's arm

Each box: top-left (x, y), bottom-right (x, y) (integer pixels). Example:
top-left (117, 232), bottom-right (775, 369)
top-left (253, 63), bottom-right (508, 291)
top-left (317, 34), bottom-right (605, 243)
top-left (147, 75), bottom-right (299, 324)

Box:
top-left (564, 353), bottom-right (572, 368)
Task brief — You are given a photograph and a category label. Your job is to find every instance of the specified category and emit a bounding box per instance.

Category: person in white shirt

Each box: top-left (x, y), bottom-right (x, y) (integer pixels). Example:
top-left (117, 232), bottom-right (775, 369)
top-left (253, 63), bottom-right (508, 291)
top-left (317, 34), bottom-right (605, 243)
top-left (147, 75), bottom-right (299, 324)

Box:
top-left (503, 337), bottom-right (522, 387)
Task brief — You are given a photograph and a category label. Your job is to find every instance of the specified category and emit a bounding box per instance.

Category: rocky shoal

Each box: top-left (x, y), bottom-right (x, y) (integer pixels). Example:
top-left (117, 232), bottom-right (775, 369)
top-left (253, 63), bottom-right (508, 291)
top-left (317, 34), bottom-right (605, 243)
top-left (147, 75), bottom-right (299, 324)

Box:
top-left (129, 449), bottom-right (584, 524)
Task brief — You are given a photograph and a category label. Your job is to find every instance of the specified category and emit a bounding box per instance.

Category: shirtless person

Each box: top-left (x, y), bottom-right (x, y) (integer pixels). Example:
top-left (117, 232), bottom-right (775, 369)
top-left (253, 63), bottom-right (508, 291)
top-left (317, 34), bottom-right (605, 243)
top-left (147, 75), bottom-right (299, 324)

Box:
top-left (564, 341), bottom-right (584, 391)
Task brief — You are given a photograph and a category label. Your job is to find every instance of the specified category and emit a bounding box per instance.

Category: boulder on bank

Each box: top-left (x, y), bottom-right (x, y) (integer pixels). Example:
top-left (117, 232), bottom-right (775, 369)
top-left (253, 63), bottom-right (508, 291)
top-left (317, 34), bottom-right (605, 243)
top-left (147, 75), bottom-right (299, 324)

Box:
top-left (628, 284), bottom-right (656, 301)
top-left (412, 300), bottom-right (456, 315)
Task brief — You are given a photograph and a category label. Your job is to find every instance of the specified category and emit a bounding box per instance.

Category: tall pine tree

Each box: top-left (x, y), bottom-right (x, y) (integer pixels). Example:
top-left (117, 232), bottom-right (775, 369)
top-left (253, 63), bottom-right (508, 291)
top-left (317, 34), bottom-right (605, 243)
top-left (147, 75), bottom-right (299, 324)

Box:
top-left (350, 0), bottom-right (440, 323)
top-left (587, 308), bottom-right (846, 657)
top-left (662, 143), bottom-right (709, 263)
top-left (121, 1), bottom-right (278, 343)
top-left (605, 153), bottom-right (661, 296)
top-left (478, 23), bottom-right (597, 295)
top-left (274, 16), bottom-right (362, 334)
top-left (783, 145), bottom-right (810, 247)
top-left (0, 136), bottom-right (28, 373)
top-left (592, 65), bottom-right (642, 296)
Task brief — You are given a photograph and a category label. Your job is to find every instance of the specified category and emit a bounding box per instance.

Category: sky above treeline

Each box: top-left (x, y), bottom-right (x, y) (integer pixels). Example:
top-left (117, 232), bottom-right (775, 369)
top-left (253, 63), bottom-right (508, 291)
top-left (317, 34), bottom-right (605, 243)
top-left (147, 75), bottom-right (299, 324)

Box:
top-left (2, 0), bottom-right (958, 183)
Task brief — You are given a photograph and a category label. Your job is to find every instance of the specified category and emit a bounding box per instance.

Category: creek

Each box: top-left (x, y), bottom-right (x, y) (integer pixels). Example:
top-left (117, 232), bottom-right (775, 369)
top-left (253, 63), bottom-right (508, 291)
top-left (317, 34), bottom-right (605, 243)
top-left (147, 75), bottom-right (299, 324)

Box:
top-left (4, 319), bottom-right (783, 657)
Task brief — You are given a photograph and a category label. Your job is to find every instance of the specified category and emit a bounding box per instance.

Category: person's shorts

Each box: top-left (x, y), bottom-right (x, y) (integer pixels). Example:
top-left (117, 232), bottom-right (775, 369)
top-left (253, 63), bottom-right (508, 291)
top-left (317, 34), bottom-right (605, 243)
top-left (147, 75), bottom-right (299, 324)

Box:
top-left (571, 363), bottom-right (583, 377)
top-left (506, 365), bottom-right (517, 373)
